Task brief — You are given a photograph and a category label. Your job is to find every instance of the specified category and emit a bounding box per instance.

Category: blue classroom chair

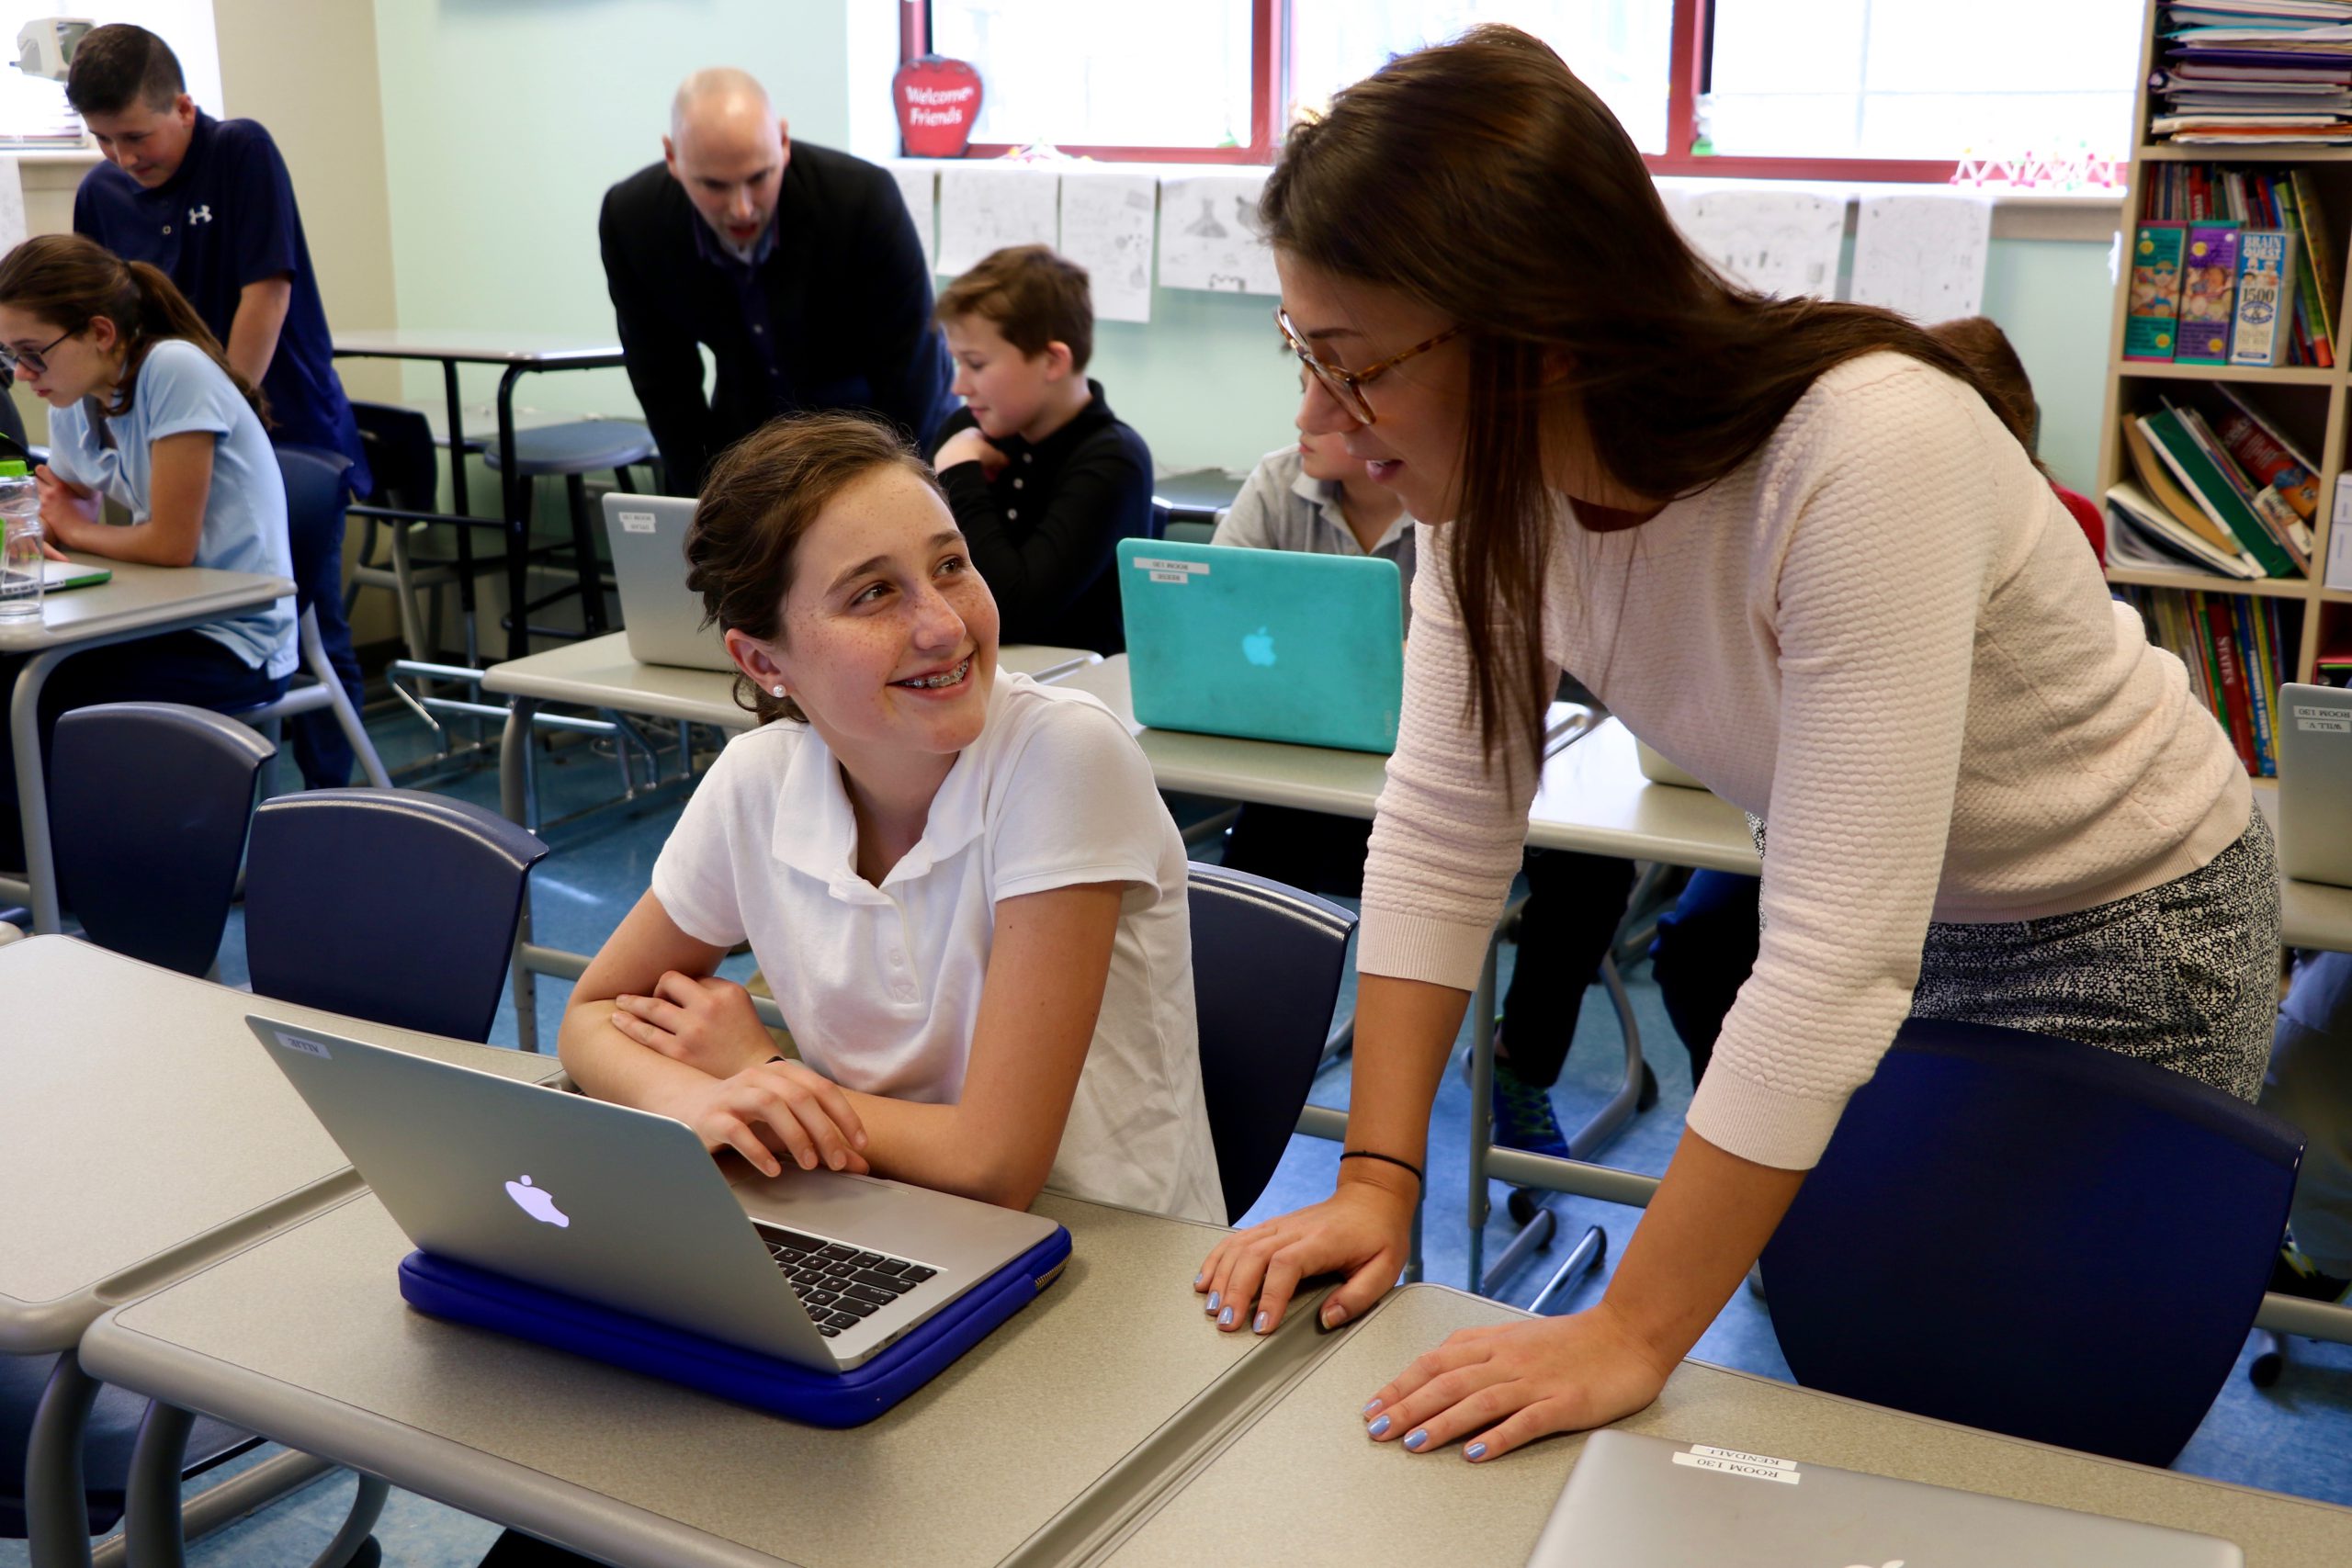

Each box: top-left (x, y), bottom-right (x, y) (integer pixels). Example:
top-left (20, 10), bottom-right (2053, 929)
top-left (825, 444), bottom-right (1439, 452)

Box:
top-left (1759, 1016), bottom-right (2302, 1468)
top-left (48, 702), bottom-right (274, 976)
top-left (243, 788), bottom-right (549, 1043)
top-left (1189, 863), bottom-right (1357, 1224)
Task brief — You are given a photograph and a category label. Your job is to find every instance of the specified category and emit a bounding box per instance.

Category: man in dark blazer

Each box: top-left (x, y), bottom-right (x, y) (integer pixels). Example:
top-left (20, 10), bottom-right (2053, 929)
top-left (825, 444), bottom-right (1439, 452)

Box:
top-left (599, 69), bottom-right (957, 495)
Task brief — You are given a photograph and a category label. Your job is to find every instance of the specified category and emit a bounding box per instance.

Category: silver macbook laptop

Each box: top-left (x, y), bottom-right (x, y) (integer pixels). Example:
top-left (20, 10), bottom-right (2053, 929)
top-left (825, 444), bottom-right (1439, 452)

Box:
top-left (2278, 682), bottom-right (2352, 889)
top-left (248, 1017), bottom-right (1061, 1371)
top-left (603, 492), bottom-right (731, 671)
top-left (1527, 1429), bottom-right (2242, 1567)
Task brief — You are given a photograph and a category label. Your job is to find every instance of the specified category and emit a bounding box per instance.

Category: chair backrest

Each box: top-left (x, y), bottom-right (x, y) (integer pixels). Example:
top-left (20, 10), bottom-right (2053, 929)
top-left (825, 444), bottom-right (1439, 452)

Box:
top-left (348, 400), bottom-right (442, 512)
top-left (273, 444), bottom-right (354, 615)
top-left (1188, 863), bottom-right (1356, 1223)
top-left (243, 788), bottom-right (550, 1041)
top-left (1758, 1016), bottom-right (2303, 1468)
top-left (48, 703), bottom-right (275, 976)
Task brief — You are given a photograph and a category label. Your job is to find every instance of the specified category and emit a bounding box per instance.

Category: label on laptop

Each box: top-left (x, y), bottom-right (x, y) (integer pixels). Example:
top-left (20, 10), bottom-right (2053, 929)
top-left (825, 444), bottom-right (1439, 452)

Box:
top-left (617, 511), bottom-right (658, 534)
top-left (1673, 1447), bottom-right (1800, 1484)
top-left (2290, 705), bottom-right (2349, 733)
top-left (1132, 556), bottom-right (1209, 576)
top-left (273, 1031), bottom-right (333, 1060)
top-left (1148, 570), bottom-right (1190, 584)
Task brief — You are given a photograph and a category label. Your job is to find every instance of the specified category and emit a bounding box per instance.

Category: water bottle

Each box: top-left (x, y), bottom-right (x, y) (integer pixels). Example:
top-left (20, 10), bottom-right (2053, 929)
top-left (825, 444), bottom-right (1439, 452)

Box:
top-left (0, 459), bottom-right (40, 625)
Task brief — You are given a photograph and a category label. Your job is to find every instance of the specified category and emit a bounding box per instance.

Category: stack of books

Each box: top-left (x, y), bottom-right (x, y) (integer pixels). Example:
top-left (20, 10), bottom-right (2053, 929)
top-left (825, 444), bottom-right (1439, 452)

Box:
top-left (2108, 388), bottom-right (2318, 580)
top-left (2129, 164), bottom-right (2341, 366)
top-left (2153, 3), bottom-right (2352, 142)
top-left (2114, 584), bottom-right (2301, 773)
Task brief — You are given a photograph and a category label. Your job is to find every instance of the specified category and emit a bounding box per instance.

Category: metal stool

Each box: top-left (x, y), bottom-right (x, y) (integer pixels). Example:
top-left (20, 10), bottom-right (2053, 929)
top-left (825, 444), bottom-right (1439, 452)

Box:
top-left (481, 421), bottom-right (656, 642)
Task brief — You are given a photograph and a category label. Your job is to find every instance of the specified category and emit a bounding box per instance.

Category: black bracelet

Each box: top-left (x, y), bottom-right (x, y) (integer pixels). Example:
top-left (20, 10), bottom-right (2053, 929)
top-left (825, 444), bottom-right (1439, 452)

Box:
top-left (1340, 1149), bottom-right (1425, 1187)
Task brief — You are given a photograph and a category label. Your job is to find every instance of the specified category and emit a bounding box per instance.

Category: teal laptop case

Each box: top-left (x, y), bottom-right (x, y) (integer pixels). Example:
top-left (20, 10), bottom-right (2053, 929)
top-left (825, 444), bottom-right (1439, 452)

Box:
top-left (1117, 539), bottom-right (1403, 753)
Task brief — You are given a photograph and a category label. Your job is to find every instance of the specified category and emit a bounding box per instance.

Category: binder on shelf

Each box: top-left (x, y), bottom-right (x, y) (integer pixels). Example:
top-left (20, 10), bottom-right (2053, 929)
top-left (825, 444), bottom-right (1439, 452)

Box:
top-left (2139, 404), bottom-right (2301, 578)
top-left (2106, 482), bottom-right (2263, 580)
top-left (2121, 418), bottom-right (2251, 561)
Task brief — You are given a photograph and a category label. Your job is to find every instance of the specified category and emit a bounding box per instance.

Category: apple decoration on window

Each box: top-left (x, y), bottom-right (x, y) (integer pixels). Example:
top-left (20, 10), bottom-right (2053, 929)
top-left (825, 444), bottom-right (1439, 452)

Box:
top-left (895, 55), bottom-right (983, 158)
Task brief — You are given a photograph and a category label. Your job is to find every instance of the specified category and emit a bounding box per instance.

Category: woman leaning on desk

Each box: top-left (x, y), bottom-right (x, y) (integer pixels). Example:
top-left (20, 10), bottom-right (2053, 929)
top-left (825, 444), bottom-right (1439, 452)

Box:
top-left (1193, 25), bottom-right (2277, 1464)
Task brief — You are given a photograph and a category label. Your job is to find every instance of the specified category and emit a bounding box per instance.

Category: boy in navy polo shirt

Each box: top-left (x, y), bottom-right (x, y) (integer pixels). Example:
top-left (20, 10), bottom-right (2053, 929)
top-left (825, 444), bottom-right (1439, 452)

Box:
top-left (67, 23), bottom-right (368, 786)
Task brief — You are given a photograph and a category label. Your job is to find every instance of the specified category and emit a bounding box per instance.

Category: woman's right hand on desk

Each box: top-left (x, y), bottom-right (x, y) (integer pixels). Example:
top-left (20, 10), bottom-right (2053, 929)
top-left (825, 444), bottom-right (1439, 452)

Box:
top-left (1193, 1163), bottom-right (1418, 1335)
top-left (679, 1059), bottom-right (871, 1180)
top-left (33, 463), bottom-right (98, 542)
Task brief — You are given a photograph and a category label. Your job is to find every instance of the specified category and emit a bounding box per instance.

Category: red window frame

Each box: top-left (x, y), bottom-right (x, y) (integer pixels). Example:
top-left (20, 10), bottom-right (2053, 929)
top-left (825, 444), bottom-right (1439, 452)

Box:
top-left (899, 0), bottom-right (1984, 182)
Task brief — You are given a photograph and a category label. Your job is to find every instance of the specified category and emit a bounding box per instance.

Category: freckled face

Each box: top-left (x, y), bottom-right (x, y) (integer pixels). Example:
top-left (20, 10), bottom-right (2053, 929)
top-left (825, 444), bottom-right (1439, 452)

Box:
top-left (728, 464), bottom-right (1001, 770)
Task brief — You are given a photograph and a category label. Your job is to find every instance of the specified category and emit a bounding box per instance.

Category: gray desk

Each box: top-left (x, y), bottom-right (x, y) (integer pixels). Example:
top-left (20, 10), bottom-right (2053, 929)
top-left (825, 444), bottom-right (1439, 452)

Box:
top-left (0, 936), bottom-right (563, 1568)
top-left (83, 1191), bottom-right (1325, 1568)
top-left (1102, 1283), bottom-right (2352, 1567)
top-left (0, 559), bottom-right (294, 933)
top-left (480, 636), bottom-right (1102, 1050)
top-left (331, 330), bottom-right (629, 662)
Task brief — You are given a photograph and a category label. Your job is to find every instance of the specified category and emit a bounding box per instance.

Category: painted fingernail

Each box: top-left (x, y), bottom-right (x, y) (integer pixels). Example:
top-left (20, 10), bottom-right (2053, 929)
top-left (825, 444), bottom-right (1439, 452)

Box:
top-left (1322, 1303), bottom-right (1348, 1328)
top-left (1206, 1291), bottom-right (1221, 1314)
top-left (1403, 1428), bottom-right (1429, 1451)
top-left (1253, 1312), bottom-right (1269, 1334)
top-left (1194, 1272), bottom-right (1204, 1288)
top-left (1466, 1442), bottom-right (1487, 1461)
top-left (1368, 1415), bottom-right (1392, 1438)
top-left (1363, 1398), bottom-right (1383, 1416)
top-left (1218, 1305), bottom-right (1235, 1327)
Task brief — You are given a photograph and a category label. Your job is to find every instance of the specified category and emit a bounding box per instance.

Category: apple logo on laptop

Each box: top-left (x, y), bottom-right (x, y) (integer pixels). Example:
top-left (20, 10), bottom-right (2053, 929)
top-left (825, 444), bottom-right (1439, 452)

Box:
top-left (504, 1174), bottom-right (571, 1228)
top-left (1242, 626), bottom-right (1276, 667)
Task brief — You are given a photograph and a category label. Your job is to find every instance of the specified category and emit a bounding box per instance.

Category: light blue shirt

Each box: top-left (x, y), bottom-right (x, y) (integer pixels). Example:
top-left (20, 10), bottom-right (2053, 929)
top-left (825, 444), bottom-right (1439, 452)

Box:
top-left (48, 337), bottom-right (294, 675)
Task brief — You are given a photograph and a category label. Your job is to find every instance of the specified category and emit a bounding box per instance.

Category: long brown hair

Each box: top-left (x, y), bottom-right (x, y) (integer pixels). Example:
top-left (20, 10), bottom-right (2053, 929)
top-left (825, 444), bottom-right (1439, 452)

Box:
top-left (0, 232), bottom-right (266, 423)
top-left (685, 412), bottom-right (946, 725)
top-left (1261, 25), bottom-right (2005, 769)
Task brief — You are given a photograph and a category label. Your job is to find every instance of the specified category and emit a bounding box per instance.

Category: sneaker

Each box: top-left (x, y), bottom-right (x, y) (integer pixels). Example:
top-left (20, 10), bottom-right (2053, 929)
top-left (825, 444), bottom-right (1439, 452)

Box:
top-left (1491, 1049), bottom-right (1571, 1160)
top-left (2271, 1232), bottom-right (2352, 1305)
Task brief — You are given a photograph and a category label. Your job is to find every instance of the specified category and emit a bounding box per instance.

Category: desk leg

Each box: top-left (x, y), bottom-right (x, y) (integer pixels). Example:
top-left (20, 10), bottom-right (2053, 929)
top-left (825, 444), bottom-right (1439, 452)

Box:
top-left (1464, 932), bottom-right (1500, 1292)
top-left (503, 695), bottom-right (543, 1051)
top-left (27, 1349), bottom-right (101, 1568)
top-left (12, 647), bottom-right (69, 934)
top-left (123, 1400), bottom-right (193, 1568)
top-left (442, 360), bottom-right (482, 678)
top-left (496, 365), bottom-right (528, 663)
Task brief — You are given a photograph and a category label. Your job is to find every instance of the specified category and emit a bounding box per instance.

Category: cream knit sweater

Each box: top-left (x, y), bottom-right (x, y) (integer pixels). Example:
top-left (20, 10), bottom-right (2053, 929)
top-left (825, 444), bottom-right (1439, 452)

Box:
top-left (1358, 352), bottom-right (2251, 1170)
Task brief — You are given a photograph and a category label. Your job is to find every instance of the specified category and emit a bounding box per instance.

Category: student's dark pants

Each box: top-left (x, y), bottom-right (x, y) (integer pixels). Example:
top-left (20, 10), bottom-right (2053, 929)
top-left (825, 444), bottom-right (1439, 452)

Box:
top-left (285, 471), bottom-right (365, 789)
top-left (0, 629), bottom-right (286, 871)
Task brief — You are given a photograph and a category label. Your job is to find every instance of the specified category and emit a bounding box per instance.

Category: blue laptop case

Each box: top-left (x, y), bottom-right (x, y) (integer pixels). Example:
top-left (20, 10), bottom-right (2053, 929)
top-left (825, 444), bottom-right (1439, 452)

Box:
top-left (397, 1225), bottom-right (1071, 1427)
top-left (1117, 539), bottom-right (1404, 753)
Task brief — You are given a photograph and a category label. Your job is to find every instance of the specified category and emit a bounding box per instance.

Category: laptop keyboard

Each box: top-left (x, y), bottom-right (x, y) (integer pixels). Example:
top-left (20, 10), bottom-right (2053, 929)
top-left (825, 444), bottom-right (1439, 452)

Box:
top-left (758, 1226), bottom-right (938, 1338)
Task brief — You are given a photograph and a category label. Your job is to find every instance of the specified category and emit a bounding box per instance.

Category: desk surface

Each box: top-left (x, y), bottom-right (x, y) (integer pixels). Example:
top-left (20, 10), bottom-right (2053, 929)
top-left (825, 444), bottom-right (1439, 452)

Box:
top-left (85, 1190), bottom-right (1317, 1568)
top-left (1528, 716), bottom-right (1759, 873)
top-left (1150, 468), bottom-right (1247, 516)
top-left (332, 328), bottom-right (626, 367)
top-left (481, 634), bottom-right (1102, 730)
top-left (0, 558), bottom-right (290, 654)
top-left (0, 938), bottom-right (561, 1353)
top-left (1103, 1283), bottom-right (2352, 1568)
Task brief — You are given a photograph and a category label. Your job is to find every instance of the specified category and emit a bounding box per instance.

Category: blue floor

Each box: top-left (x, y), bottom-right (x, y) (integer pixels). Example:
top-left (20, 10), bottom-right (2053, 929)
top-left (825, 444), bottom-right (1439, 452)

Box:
top-left (13, 699), bottom-right (2352, 1565)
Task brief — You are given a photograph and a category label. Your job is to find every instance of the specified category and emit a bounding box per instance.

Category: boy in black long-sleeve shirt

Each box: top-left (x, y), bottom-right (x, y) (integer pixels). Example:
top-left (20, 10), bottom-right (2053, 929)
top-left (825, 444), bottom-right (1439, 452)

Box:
top-left (932, 246), bottom-right (1151, 656)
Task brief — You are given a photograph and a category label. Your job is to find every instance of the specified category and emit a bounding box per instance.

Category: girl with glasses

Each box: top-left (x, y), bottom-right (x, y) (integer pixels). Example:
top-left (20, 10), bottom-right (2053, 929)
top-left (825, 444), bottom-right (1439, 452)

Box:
top-left (0, 233), bottom-right (293, 869)
top-left (1195, 26), bottom-right (2276, 1465)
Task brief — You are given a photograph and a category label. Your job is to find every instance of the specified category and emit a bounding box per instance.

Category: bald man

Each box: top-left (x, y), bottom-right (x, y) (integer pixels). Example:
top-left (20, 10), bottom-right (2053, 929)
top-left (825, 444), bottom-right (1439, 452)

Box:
top-left (599, 70), bottom-right (956, 493)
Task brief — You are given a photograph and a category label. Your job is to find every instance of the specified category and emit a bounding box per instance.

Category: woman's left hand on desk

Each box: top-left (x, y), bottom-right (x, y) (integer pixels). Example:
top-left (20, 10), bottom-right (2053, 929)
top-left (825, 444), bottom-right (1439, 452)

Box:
top-left (1361, 1303), bottom-right (1673, 1461)
top-left (611, 971), bottom-right (774, 1079)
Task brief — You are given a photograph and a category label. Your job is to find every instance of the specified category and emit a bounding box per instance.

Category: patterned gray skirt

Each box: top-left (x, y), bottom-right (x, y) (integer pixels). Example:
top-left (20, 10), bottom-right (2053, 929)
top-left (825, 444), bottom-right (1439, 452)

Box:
top-left (1750, 809), bottom-right (2280, 1102)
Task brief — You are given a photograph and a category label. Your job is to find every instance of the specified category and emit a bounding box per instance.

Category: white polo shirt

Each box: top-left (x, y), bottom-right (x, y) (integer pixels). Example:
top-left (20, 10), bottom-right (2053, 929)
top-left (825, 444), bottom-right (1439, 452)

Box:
top-left (651, 673), bottom-right (1225, 1224)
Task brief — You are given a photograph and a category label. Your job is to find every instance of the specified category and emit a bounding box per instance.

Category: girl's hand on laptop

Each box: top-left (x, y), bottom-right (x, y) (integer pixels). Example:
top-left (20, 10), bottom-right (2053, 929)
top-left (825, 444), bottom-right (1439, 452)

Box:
top-left (684, 1060), bottom-right (871, 1179)
top-left (934, 427), bottom-right (1009, 479)
top-left (1359, 1304), bottom-right (1673, 1462)
top-left (612, 971), bottom-right (773, 1079)
top-left (1194, 1167), bottom-right (1418, 1337)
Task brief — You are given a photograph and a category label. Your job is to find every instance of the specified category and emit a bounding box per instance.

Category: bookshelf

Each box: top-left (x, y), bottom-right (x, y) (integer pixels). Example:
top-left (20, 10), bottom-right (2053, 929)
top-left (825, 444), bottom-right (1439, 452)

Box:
top-left (2095, 1), bottom-right (2352, 768)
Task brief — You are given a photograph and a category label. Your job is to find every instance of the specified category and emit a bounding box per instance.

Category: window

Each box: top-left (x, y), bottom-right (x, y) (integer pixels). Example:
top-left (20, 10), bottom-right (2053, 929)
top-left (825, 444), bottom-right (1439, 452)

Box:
top-left (904, 0), bottom-right (2142, 180)
top-left (0, 3), bottom-right (226, 145)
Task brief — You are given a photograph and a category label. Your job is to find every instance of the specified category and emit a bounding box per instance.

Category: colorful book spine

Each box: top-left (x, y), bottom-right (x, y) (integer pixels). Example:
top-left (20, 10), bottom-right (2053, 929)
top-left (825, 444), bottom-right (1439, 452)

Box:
top-left (2272, 175), bottom-right (2332, 367)
top-left (2143, 404), bottom-right (2299, 577)
top-left (2126, 223), bottom-right (2189, 361)
top-left (2233, 595), bottom-right (2277, 775)
top-left (2178, 223), bottom-right (2245, 365)
top-left (2202, 593), bottom-right (2260, 774)
top-left (2292, 170), bottom-right (2341, 364)
top-left (2229, 230), bottom-right (2297, 367)
top-left (2212, 390), bottom-right (2321, 525)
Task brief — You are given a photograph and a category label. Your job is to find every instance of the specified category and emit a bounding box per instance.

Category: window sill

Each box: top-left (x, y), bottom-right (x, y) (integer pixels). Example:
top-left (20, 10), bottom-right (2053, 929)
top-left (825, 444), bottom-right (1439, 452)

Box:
top-left (891, 156), bottom-right (2126, 244)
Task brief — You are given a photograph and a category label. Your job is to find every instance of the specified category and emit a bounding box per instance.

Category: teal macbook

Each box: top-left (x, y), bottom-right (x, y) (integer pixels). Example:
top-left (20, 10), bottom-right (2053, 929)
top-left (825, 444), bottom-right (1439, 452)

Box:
top-left (1116, 539), bottom-right (1403, 753)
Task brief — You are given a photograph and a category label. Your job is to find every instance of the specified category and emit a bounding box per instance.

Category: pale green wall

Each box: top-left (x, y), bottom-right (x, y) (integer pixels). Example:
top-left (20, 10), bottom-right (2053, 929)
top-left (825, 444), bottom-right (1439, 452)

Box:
top-left (365, 2), bottom-right (2116, 491)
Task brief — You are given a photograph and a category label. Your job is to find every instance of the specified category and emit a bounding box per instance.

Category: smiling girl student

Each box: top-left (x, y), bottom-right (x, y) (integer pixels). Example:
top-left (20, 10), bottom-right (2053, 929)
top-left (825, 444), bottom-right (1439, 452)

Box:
top-left (558, 412), bottom-right (1222, 1230)
top-left (0, 233), bottom-right (292, 866)
top-left (1193, 27), bottom-right (2277, 1463)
